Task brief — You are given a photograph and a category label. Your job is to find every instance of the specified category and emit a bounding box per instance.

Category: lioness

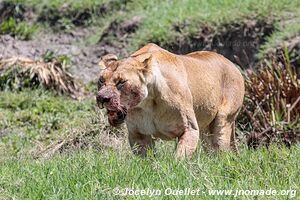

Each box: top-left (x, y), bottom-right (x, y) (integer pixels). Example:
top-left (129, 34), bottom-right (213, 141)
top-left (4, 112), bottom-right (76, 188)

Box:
top-left (96, 43), bottom-right (244, 158)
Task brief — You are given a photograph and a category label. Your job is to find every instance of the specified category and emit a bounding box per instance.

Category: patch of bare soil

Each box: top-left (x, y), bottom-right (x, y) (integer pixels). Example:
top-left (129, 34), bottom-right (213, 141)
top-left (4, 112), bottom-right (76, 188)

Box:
top-left (0, 0), bottom-right (141, 85)
top-left (164, 19), bottom-right (274, 68)
top-left (0, 1), bottom-right (36, 23)
top-left (0, 30), bottom-right (101, 83)
top-left (0, 129), bottom-right (10, 137)
top-left (0, 32), bottom-right (124, 84)
top-left (0, 15), bottom-right (142, 84)
top-left (97, 15), bottom-right (143, 55)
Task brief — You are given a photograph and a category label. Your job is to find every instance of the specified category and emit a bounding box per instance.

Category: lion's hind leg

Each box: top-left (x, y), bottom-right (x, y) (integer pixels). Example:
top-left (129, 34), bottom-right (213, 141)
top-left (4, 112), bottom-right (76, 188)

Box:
top-left (208, 104), bottom-right (239, 153)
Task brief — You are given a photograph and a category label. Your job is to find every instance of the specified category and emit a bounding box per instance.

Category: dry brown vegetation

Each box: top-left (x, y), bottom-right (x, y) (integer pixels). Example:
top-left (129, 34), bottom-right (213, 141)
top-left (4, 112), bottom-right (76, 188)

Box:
top-left (0, 56), bottom-right (82, 98)
top-left (241, 53), bottom-right (300, 148)
top-left (33, 109), bottom-right (127, 159)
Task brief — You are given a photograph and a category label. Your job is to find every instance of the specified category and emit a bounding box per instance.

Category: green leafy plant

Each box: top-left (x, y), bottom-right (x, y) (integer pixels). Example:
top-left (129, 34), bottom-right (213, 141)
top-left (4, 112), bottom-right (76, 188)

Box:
top-left (0, 17), bottom-right (38, 40)
top-left (42, 50), bottom-right (72, 68)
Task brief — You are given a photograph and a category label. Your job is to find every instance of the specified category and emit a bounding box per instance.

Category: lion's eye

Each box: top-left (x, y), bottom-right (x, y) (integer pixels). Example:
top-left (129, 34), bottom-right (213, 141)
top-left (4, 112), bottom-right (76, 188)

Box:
top-left (116, 80), bottom-right (127, 90)
top-left (98, 77), bottom-right (105, 87)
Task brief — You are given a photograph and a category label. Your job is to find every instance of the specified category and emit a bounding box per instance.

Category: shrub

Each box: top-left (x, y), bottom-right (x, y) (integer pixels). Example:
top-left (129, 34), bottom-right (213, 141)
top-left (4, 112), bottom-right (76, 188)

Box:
top-left (240, 53), bottom-right (300, 148)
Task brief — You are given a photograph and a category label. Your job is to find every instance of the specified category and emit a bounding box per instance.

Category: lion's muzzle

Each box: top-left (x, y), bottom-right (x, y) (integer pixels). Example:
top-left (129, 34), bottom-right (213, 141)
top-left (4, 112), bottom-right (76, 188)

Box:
top-left (96, 88), bottom-right (112, 108)
top-left (96, 88), bottom-right (127, 127)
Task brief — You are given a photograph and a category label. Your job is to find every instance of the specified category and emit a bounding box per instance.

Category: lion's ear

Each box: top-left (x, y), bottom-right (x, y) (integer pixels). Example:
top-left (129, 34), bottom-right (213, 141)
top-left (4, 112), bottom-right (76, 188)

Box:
top-left (99, 54), bottom-right (118, 69)
top-left (138, 53), bottom-right (152, 73)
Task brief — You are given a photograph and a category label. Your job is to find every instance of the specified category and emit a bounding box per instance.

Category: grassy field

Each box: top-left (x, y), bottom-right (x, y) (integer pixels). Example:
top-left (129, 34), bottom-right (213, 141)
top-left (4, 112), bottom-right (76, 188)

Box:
top-left (0, 88), bottom-right (299, 199)
top-left (1, 0), bottom-right (300, 199)
top-left (0, 90), bottom-right (93, 158)
top-left (1, 145), bottom-right (299, 199)
top-left (3, 0), bottom-right (300, 54)
top-left (125, 0), bottom-right (300, 51)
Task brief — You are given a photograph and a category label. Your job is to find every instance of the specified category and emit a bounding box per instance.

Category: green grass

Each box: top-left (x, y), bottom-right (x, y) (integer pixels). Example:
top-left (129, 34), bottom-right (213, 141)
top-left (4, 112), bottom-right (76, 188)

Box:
top-left (13, 0), bottom-right (110, 10)
top-left (1, 145), bottom-right (299, 199)
top-left (259, 11), bottom-right (300, 57)
top-left (2, 0), bottom-right (115, 34)
top-left (0, 90), bottom-right (94, 158)
top-left (0, 17), bottom-right (38, 40)
top-left (125, 0), bottom-right (300, 52)
top-left (0, 90), bottom-right (299, 199)
top-left (2, 0), bottom-right (300, 55)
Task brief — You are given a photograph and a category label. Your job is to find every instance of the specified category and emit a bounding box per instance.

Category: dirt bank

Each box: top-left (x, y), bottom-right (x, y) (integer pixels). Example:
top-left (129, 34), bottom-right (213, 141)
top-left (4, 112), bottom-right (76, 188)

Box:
top-left (163, 19), bottom-right (274, 68)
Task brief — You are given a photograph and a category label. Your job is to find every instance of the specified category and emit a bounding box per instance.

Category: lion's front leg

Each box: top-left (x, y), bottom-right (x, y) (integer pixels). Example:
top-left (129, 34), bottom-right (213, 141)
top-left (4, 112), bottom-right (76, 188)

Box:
top-left (176, 128), bottom-right (199, 159)
top-left (128, 132), bottom-right (155, 158)
top-left (176, 114), bottom-right (199, 159)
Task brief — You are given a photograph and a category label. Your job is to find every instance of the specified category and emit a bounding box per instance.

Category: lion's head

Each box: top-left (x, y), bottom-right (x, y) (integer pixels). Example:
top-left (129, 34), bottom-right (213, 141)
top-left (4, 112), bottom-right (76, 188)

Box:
top-left (96, 53), bottom-right (152, 127)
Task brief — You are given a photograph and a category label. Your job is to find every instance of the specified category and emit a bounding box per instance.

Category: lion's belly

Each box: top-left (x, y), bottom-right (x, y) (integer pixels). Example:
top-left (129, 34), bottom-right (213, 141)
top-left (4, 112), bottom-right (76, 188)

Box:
top-left (183, 61), bottom-right (223, 129)
top-left (153, 119), bottom-right (185, 140)
top-left (189, 80), bottom-right (222, 129)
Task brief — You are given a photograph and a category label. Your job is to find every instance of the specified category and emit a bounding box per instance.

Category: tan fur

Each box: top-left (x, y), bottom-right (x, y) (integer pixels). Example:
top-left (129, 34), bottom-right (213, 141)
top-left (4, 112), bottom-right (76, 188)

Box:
top-left (97, 43), bottom-right (245, 158)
